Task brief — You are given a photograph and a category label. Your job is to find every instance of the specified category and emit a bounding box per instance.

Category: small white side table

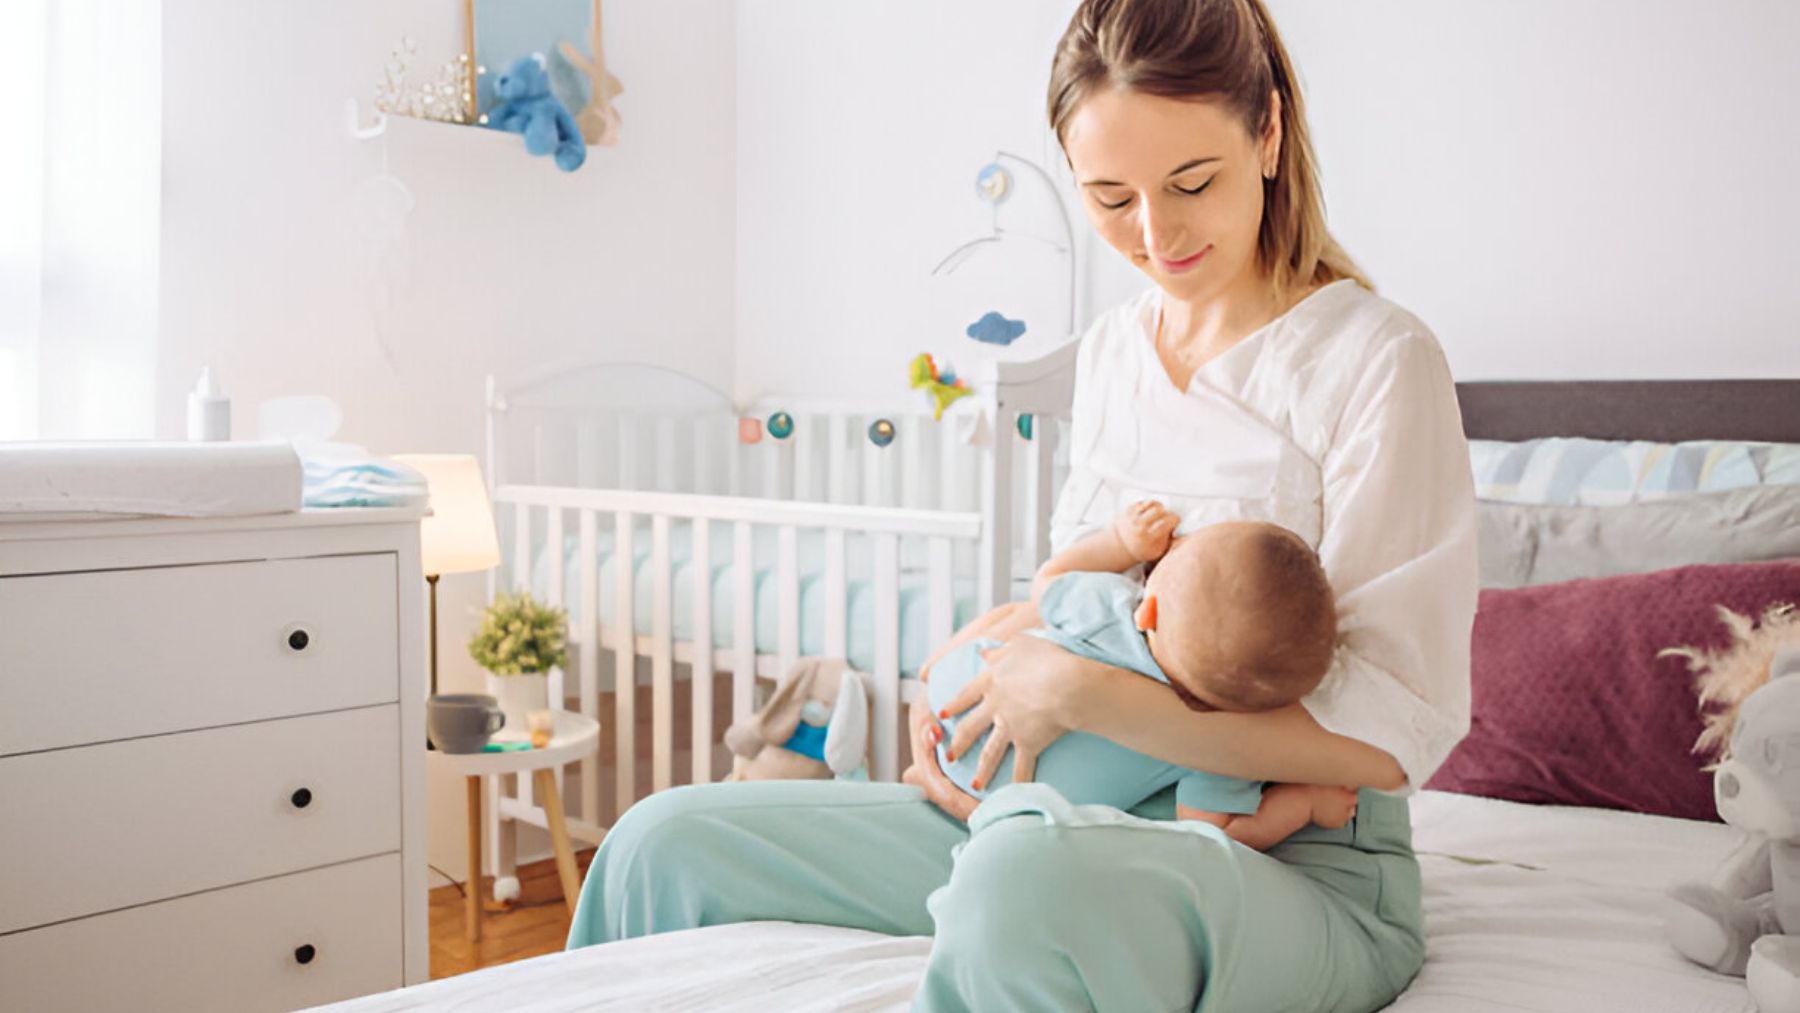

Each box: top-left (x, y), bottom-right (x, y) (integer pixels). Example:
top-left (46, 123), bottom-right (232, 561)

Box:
top-left (427, 709), bottom-right (600, 943)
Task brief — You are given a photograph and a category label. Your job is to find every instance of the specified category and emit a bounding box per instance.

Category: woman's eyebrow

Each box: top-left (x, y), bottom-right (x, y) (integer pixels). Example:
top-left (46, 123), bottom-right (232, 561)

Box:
top-left (1081, 158), bottom-right (1222, 188)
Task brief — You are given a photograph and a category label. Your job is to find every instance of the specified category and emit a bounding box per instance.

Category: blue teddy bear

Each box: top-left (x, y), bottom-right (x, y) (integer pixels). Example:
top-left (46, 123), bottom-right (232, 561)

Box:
top-left (486, 54), bottom-right (586, 172)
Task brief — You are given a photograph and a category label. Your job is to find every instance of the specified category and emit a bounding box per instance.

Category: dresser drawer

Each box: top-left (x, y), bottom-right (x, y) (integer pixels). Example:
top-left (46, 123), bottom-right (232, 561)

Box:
top-left (0, 707), bottom-right (401, 934)
top-left (0, 853), bottom-right (402, 1013)
top-left (0, 553), bottom-right (400, 755)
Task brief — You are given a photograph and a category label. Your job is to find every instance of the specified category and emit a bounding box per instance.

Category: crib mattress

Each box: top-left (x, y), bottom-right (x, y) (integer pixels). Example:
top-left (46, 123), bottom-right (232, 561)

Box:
top-left (309, 790), bottom-right (1753, 1012)
top-left (529, 522), bottom-right (984, 677)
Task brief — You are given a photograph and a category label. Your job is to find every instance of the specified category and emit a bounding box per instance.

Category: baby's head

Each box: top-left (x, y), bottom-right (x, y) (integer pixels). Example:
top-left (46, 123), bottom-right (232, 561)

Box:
top-left (1136, 521), bottom-right (1336, 712)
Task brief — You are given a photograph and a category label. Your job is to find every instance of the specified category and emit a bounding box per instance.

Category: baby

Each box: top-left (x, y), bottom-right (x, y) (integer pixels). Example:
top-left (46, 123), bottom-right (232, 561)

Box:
top-left (922, 502), bottom-right (1356, 848)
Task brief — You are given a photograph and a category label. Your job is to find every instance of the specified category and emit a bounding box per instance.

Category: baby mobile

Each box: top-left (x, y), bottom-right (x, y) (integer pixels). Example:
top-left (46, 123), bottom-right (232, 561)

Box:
top-left (735, 154), bottom-right (1071, 451)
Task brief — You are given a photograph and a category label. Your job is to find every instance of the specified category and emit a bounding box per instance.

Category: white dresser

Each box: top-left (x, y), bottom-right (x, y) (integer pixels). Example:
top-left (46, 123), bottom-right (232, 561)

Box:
top-left (0, 509), bottom-right (428, 1012)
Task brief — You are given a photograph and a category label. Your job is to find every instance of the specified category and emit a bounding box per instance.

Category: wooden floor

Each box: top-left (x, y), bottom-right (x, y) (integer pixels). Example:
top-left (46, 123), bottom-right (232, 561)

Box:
top-left (429, 848), bottom-right (598, 980)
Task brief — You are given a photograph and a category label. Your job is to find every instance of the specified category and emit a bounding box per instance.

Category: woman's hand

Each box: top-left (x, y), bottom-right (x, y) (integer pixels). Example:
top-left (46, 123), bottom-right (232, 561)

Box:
top-left (901, 695), bottom-right (979, 822)
top-left (938, 634), bottom-right (1097, 790)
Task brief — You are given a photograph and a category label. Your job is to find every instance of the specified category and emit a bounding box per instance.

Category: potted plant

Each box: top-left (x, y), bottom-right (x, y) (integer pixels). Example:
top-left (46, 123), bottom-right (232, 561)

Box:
top-left (468, 590), bottom-right (569, 734)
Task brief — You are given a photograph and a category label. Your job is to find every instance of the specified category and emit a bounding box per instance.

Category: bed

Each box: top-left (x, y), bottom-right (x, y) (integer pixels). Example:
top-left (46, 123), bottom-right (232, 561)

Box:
top-left (306, 790), bottom-right (1754, 1013)
top-left (328, 376), bottom-right (1796, 1012)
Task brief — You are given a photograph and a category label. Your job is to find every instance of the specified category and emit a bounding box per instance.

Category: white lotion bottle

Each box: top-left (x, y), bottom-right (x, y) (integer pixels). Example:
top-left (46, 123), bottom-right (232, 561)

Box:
top-left (186, 366), bottom-right (231, 441)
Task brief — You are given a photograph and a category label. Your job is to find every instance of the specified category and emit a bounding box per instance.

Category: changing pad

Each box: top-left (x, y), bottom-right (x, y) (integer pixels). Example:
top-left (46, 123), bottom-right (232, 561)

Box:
top-left (0, 441), bottom-right (303, 519)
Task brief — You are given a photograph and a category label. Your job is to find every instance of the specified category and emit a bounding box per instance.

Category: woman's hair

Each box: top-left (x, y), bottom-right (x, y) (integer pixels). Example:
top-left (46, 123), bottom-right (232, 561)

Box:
top-left (1048, 0), bottom-right (1373, 301)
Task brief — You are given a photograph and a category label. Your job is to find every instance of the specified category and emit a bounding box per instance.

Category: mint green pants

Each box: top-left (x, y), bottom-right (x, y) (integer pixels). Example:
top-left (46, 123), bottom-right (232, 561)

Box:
top-left (567, 780), bottom-right (1424, 1012)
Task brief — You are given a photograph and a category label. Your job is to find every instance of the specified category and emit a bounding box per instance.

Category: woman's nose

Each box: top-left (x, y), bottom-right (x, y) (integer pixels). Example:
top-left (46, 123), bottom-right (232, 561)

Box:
top-left (1139, 199), bottom-right (1185, 259)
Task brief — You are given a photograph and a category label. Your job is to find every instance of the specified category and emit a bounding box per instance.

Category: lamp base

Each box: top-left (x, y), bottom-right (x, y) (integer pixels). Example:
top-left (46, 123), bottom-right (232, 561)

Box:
top-left (426, 572), bottom-right (440, 751)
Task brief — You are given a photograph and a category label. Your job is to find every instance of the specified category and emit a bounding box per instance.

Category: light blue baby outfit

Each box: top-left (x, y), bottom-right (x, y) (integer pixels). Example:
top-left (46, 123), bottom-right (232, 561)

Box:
top-left (927, 571), bottom-right (1265, 815)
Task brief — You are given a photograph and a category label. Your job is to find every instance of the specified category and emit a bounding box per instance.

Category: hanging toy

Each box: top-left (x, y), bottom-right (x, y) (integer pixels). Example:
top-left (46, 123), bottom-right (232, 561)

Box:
top-left (976, 162), bottom-right (1012, 204)
top-left (868, 418), bottom-right (896, 447)
top-left (767, 411), bottom-right (794, 440)
top-left (909, 353), bottom-right (973, 421)
top-left (1017, 414), bottom-right (1034, 441)
top-left (738, 418), bottom-right (764, 444)
top-left (967, 311), bottom-right (1027, 347)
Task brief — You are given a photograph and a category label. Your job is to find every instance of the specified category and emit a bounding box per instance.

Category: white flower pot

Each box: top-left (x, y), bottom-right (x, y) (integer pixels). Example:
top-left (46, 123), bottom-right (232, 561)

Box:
top-left (486, 671), bottom-right (549, 738)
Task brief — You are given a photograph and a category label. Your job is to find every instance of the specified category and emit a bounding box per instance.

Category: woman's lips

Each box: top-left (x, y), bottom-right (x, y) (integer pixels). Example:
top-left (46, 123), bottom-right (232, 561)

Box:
top-left (1158, 245), bottom-right (1210, 274)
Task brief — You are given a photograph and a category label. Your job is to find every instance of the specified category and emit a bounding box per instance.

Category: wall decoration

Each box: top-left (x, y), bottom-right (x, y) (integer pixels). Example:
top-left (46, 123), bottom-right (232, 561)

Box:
top-left (371, 35), bottom-right (474, 124)
top-left (967, 310), bottom-right (1027, 347)
top-left (738, 418), bottom-right (764, 444)
top-left (767, 411), bottom-right (795, 440)
top-left (868, 419), bottom-right (896, 448)
top-left (468, 0), bottom-right (623, 147)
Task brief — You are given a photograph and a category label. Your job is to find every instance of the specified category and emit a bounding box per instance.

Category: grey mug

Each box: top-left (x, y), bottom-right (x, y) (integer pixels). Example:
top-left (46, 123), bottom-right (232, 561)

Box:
top-left (427, 694), bottom-right (505, 754)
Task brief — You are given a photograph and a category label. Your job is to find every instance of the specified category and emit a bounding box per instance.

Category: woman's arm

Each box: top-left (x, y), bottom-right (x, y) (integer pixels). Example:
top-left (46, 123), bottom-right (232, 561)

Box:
top-left (941, 635), bottom-right (1405, 789)
top-left (1067, 654), bottom-right (1406, 788)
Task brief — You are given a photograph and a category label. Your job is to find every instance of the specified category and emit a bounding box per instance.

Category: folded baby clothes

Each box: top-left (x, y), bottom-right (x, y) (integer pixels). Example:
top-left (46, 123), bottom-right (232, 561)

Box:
top-left (297, 440), bottom-right (428, 509)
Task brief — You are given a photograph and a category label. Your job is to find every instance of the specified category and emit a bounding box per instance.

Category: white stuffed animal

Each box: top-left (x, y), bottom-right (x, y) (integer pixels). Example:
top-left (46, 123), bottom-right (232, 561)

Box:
top-left (1666, 648), bottom-right (1800, 1012)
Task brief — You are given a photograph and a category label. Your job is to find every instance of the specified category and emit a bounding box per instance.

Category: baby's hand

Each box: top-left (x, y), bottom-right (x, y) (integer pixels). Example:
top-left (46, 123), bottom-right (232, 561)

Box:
top-left (1115, 501), bottom-right (1179, 563)
top-left (1309, 785), bottom-right (1359, 829)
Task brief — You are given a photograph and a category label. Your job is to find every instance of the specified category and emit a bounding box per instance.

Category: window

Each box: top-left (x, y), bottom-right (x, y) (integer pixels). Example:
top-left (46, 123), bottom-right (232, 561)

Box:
top-left (0, 0), bottom-right (161, 441)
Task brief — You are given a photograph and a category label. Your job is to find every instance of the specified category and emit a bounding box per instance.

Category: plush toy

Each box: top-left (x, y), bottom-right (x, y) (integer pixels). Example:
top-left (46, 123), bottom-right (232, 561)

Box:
top-left (909, 353), bottom-right (972, 420)
top-left (557, 1), bottom-right (625, 147)
top-left (486, 54), bottom-right (586, 172)
top-left (722, 657), bottom-right (871, 781)
top-left (1664, 621), bottom-right (1800, 1013)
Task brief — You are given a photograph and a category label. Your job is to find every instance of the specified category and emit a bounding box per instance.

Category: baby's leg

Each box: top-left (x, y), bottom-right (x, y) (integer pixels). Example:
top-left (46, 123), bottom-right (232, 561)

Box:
top-left (1218, 783), bottom-right (1356, 852)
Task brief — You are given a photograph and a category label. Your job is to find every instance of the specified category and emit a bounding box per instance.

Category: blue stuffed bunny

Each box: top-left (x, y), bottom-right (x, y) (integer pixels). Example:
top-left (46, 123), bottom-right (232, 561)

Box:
top-left (486, 54), bottom-right (586, 172)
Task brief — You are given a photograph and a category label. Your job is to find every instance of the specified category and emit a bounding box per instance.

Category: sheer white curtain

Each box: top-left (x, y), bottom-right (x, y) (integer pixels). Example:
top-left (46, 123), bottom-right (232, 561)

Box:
top-left (0, 0), bottom-right (161, 441)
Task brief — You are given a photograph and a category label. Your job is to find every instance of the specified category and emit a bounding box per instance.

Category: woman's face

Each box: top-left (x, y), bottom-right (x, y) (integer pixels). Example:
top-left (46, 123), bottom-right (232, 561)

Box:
top-left (1062, 86), bottom-right (1279, 303)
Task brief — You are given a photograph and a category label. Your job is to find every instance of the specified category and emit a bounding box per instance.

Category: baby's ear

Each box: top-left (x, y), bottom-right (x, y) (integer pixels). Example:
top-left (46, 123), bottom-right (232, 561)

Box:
top-left (1135, 594), bottom-right (1159, 632)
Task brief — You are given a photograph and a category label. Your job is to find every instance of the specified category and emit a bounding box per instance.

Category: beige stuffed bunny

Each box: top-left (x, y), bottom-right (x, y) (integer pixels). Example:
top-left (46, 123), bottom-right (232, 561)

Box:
top-left (722, 657), bottom-right (871, 781)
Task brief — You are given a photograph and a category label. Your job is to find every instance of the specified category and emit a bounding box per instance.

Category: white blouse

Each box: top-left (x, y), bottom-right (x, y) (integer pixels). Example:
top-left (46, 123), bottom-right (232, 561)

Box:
top-left (1050, 279), bottom-right (1479, 793)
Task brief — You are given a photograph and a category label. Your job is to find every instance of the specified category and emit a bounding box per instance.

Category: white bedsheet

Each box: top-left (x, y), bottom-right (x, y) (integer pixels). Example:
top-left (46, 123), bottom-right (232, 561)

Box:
top-left (311, 791), bottom-right (1754, 1013)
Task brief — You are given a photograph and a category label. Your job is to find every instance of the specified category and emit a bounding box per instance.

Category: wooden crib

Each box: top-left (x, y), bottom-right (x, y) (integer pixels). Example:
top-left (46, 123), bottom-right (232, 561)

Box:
top-left (476, 345), bottom-right (1079, 890)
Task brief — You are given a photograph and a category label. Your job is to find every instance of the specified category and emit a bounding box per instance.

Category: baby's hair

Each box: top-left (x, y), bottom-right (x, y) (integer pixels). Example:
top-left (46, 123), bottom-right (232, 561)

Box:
top-left (1157, 524), bottom-right (1337, 711)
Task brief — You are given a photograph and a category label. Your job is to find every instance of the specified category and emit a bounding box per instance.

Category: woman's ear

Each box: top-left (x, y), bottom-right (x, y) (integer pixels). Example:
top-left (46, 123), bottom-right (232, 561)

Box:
top-left (1135, 594), bottom-right (1159, 632)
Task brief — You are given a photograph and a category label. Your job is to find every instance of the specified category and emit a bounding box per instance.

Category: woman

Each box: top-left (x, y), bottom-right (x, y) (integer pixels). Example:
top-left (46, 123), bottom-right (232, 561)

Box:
top-left (567, 1), bottom-right (1477, 1009)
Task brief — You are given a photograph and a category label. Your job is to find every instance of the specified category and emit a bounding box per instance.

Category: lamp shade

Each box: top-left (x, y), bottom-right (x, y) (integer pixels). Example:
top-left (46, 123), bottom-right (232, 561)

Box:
top-left (392, 454), bottom-right (500, 576)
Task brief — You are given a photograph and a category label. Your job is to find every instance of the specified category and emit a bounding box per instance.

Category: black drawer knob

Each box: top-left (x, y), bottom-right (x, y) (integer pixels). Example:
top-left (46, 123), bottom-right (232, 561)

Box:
top-left (291, 788), bottom-right (313, 809)
top-left (294, 944), bottom-right (316, 965)
top-left (287, 629), bottom-right (311, 651)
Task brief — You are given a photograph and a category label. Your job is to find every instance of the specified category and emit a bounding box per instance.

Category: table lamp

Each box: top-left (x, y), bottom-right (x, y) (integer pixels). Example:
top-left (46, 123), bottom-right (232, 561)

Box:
top-left (392, 454), bottom-right (501, 696)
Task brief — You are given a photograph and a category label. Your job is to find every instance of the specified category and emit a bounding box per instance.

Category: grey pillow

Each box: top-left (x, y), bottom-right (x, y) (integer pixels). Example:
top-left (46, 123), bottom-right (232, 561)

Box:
top-left (1477, 485), bottom-right (1800, 589)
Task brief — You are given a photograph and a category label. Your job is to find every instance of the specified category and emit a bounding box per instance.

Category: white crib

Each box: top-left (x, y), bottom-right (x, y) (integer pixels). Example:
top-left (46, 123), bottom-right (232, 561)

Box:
top-left (477, 344), bottom-right (1078, 885)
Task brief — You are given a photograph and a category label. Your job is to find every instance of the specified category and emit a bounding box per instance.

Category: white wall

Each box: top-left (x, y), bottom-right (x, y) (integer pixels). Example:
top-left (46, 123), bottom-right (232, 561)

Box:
top-left (157, 0), bottom-right (737, 880)
top-left (1278, 0), bottom-right (1800, 379)
top-left (735, 0), bottom-right (1800, 398)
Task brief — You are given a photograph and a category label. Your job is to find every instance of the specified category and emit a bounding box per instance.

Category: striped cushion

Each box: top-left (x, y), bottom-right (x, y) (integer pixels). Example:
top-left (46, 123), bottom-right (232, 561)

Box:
top-left (1469, 438), bottom-right (1800, 506)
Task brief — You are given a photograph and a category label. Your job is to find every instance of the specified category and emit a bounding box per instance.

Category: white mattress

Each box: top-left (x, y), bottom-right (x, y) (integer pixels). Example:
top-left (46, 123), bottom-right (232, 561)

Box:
top-left (311, 791), bottom-right (1755, 1013)
top-left (0, 441), bottom-right (302, 519)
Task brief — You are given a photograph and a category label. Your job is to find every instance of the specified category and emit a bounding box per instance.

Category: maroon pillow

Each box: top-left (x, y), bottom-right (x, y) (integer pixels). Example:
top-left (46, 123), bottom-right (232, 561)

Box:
top-left (1425, 558), bottom-right (1800, 821)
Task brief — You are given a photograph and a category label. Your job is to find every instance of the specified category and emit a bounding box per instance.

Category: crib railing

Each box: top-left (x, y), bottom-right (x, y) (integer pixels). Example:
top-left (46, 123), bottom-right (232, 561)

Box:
top-left (493, 483), bottom-right (983, 825)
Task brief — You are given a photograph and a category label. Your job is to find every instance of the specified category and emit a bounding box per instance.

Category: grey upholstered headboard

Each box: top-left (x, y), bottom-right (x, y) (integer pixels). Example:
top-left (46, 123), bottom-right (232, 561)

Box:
top-left (1454, 380), bottom-right (1800, 443)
